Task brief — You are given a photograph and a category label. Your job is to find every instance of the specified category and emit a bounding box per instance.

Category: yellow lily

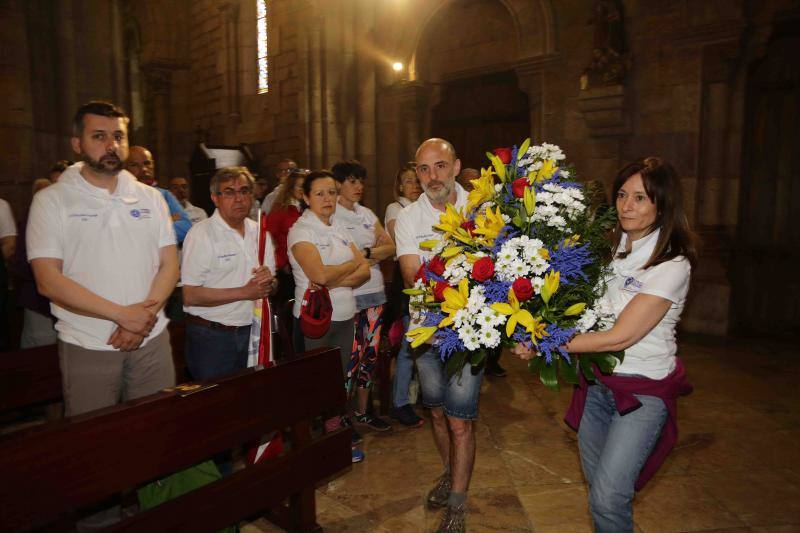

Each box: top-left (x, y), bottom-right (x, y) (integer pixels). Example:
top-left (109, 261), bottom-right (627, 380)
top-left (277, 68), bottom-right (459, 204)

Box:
top-left (541, 271), bottom-right (560, 304)
top-left (406, 326), bottom-right (437, 348)
top-left (488, 153), bottom-right (507, 182)
top-left (523, 186), bottom-right (536, 216)
top-left (491, 288), bottom-right (538, 338)
top-left (419, 239), bottom-right (439, 251)
top-left (564, 302), bottom-right (586, 316)
top-left (472, 206), bottom-right (505, 247)
top-left (529, 159), bottom-right (558, 183)
top-left (528, 316), bottom-right (550, 345)
top-left (433, 204), bottom-right (474, 246)
top-left (439, 278), bottom-right (470, 328)
top-left (467, 170), bottom-right (496, 211)
top-left (441, 246), bottom-right (464, 259)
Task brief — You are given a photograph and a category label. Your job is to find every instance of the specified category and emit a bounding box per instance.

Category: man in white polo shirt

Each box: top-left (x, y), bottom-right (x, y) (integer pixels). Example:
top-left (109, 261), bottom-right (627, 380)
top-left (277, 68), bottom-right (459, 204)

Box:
top-left (27, 100), bottom-right (179, 416)
top-left (394, 138), bottom-right (479, 531)
top-left (181, 166), bottom-right (276, 381)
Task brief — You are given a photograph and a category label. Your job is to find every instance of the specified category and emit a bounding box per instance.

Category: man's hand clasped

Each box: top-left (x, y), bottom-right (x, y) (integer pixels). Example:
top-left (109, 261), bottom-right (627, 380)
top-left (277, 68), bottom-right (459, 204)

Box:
top-left (244, 265), bottom-right (276, 300)
top-left (109, 299), bottom-right (159, 351)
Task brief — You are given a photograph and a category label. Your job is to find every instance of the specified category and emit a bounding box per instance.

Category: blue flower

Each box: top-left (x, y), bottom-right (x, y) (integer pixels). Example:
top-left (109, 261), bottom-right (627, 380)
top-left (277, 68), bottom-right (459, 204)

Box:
top-left (483, 280), bottom-right (512, 304)
top-left (491, 225), bottom-right (519, 254)
top-left (537, 324), bottom-right (576, 364)
top-left (436, 327), bottom-right (465, 361)
top-left (423, 311), bottom-right (446, 327)
top-left (548, 242), bottom-right (592, 285)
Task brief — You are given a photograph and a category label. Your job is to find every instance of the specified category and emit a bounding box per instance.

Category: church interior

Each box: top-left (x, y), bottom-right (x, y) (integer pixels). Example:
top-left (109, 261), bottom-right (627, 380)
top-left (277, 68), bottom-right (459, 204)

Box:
top-left (1, 0), bottom-right (799, 531)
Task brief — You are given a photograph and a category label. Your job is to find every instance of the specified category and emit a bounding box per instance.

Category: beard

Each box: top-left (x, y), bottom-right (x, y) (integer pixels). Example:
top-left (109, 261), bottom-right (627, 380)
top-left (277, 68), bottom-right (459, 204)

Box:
top-left (422, 178), bottom-right (454, 204)
top-left (82, 152), bottom-right (123, 176)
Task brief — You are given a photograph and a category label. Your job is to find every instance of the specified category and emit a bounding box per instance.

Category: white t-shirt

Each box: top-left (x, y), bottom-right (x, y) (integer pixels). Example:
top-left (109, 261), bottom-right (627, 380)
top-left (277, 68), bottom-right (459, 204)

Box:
top-left (383, 197), bottom-right (412, 228)
top-left (334, 202), bottom-right (384, 297)
top-left (287, 210), bottom-right (357, 321)
top-left (599, 230), bottom-right (691, 379)
top-left (26, 163), bottom-right (176, 350)
top-left (182, 201), bottom-right (208, 224)
top-left (394, 184), bottom-right (468, 262)
top-left (0, 198), bottom-right (16, 238)
top-left (261, 184), bottom-right (283, 215)
top-left (181, 210), bottom-right (276, 326)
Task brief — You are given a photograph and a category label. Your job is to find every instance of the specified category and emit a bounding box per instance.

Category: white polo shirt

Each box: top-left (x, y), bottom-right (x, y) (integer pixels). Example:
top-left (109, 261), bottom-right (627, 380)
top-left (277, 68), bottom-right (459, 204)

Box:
top-left (599, 229), bottom-right (691, 379)
top-left (334, 202), bottom-right (384, 297)
top-left (182, 201), bottom-right (208, 224)
top-left (383, 197), bottom-right (412, 228)
top-left (287, 210), bottom-right (357, 321)
top-left (26, 163), bottom-right (176, 350)
top-left (0, 198), bottom-right (16, 239)
top-left (181, 210), bottom-right (276, 326)
top-left (394, 183), bottom-right (468, 262)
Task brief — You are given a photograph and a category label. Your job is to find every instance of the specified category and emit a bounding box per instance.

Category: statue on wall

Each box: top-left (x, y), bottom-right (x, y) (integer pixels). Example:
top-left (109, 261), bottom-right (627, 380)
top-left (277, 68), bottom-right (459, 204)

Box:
top-left (581, 0), bottom-right (630, 89)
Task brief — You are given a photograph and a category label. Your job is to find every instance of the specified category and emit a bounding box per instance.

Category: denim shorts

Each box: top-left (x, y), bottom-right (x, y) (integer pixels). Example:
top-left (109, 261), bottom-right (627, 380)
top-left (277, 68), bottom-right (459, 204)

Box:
top-left (416, 348), bottom-right (484, 420)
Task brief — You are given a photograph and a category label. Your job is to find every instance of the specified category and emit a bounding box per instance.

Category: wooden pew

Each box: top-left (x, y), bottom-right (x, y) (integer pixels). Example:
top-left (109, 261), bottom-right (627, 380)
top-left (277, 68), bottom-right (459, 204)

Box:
top-left (0, 347), bottom-right (351, 532)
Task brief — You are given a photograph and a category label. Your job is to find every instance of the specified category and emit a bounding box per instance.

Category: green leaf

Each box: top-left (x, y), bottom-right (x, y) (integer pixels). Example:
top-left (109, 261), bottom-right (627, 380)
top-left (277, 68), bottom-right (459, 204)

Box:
top-left (540, 362), bottom-right (559, 391)
top-left (512, 215), bottom-right (523, 227)
top-left (446, 352), bottom-right (467, 379)
top-left (528, 356), bottom-right (543, 374)
top-left (517, 138), bottom-right (531, 164)
top-left (592, 353), bottom-right (619, 374)
top-left (579, 356), bottom-right (595, 381)
top-left (470, 350), bottom-right (487, 367)
top-left (559, 357), bottom-right (579, 385)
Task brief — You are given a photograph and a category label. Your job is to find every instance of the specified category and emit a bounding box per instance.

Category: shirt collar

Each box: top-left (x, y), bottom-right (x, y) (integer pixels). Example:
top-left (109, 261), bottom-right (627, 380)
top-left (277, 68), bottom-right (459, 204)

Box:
top-left (614, 229), bottom-right (661, 275)
top-left (60, 163), bottom-right (140, 204)
top-left (210, 209), bottom-right (252, 238)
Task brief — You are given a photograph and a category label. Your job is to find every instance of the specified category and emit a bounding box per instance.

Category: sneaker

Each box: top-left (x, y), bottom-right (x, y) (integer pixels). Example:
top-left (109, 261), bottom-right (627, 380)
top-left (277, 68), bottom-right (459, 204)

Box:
top-left (340, 415), bottom-right (363, 444)
top-left (390, 404), bottom-right (424, 428)
top-left (354, 412), bottom-right (392, 432)
top-left (487, 362), bottom-right (507, 377)
top-left (351, 447), bottom-right (365, 463)
top-left (436, 504), bottom-right (466, 533)
top-left (426, 472), bottom-right (451, 509)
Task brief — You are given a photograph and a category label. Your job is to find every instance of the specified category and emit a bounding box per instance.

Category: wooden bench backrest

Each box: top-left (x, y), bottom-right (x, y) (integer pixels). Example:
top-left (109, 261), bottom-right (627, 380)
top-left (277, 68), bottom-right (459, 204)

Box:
top-left (0, 347), bottom-right (350, 531)
top-left (0, 344), bottom-right (61, 412)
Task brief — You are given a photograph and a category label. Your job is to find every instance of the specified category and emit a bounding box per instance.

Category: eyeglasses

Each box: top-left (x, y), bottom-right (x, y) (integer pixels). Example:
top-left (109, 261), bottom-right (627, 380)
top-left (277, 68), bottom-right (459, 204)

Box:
top-left (217, 186), bottom-right (253, 198)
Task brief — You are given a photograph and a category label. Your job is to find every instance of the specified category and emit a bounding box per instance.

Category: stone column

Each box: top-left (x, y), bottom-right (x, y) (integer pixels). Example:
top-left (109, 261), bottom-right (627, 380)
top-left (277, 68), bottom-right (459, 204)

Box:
top-left (515, 55), bottom-right (558, 143)
top-left (219, 3), bottom-right (242, 126)
top-left (142, 63), bottom-right (173, 184)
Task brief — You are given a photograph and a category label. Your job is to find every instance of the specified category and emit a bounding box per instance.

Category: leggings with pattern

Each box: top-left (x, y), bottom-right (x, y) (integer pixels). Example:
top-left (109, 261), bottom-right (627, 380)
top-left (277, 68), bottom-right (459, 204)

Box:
top-left (346, 304), bottom-right (384, 393)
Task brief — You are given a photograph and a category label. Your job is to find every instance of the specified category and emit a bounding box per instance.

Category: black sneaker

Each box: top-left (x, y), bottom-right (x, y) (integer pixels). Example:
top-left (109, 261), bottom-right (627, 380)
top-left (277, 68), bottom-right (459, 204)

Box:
top-left (354, 412), bottom-right (392, 432)
top-left (426, 472), bottom-right (451, 509)
top-left (390, 404), bottom-right (424, 428)
top-left (436, 503), bottom-right (466, 533)
top-left (341, 415), bottom-right (363, 444)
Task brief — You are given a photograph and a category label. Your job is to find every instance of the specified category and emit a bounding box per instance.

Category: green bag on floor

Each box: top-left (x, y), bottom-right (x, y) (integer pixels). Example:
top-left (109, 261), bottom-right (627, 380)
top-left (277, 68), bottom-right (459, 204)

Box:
top-left (137, 460), bottom-right (238, 532)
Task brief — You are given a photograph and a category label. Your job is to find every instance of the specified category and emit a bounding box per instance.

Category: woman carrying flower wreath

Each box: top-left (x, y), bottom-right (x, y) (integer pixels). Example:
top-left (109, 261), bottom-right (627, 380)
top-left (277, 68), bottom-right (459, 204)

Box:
top-left (514, 157), bottom-right (697, 532)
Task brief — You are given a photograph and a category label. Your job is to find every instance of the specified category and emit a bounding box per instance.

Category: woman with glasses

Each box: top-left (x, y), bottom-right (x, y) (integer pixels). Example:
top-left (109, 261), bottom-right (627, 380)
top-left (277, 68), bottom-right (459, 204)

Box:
top-left (332, 160), bottom-right (396, 436)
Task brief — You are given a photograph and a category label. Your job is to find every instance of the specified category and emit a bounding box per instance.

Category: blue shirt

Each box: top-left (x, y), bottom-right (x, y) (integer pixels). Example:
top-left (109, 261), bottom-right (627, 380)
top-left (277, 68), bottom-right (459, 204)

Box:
top-left (157, 187), bottom-right (192, 244)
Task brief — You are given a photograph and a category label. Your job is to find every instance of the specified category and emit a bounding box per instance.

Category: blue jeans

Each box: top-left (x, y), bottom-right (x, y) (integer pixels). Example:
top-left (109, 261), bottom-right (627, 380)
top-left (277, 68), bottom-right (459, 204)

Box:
top-left (392, 316), bottom-right (414, 409)
top-left (578, 383), bottom-right (667, 533)
top-left (416, 348), bottom-right (484, 420)
top-left (185, 321), bottom-right (251, 381)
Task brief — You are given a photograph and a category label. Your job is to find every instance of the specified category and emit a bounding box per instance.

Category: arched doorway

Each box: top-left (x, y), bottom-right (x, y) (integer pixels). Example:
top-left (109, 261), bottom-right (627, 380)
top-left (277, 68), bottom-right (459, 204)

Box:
top-left (414, 0), bottom-right (530, 167)
top-left (732, 19), bottom-right (800, 337)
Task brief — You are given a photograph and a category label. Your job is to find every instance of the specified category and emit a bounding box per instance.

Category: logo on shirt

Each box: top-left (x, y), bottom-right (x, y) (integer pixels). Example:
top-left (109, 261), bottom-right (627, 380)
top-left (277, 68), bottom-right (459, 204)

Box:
top-left (218, 252), bottom-right (237, 262)
top-left (130, 208), bottom-right (151, 219)
top-left (68, 213), bottom-right (98, 222)
top-left (622, 276), bottom-right (643, 292)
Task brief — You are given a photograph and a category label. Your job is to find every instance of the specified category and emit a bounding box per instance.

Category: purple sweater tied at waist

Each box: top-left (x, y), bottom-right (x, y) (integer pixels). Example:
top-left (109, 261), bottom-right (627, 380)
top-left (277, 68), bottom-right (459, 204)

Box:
top-left (564, 357), bottom-right (693, 491)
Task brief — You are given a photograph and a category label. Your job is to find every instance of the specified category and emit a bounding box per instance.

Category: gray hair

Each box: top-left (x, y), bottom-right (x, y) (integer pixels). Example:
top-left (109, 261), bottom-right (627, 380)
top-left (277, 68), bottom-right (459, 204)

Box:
top-left (209, 166), bottom-right (255, 195)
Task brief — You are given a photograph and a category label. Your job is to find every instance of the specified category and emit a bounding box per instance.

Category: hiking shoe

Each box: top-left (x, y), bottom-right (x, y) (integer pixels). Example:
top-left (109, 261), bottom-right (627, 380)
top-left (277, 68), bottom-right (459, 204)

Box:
top-left (354, 412), bottom-right (392, 432)
top-left (390, 404), bottom-right (424, 428)
top-left (426, 472), bottom-right (452, 509)
top-left (436, 504), bottom-right (466, 533)
top-left (340, 415), bottom-right (363, 444)
top-left (487, 362), bottom-right (507, 377)
top-left (351, 447), bottom-right (365, 463)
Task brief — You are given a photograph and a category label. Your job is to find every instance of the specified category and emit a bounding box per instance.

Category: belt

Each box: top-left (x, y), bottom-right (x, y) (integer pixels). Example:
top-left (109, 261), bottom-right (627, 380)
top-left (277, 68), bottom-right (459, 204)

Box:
top-left (186, 314), bottom-right (249, 331)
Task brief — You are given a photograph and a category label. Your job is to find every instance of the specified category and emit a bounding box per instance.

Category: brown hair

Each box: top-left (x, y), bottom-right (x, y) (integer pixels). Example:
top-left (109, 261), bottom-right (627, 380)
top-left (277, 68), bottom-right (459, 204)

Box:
top-left (611, 157), bottom-right (698, 269)
top-left (394, 161), bottom-right (417, 201)
top-left (271, 169), bottom-right (308, 213)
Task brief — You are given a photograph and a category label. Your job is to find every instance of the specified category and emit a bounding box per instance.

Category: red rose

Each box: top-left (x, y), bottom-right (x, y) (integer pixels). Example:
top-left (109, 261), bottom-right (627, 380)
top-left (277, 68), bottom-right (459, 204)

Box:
top-left (512, 277), bottom-right (534, 301)
top-left (414, 264), bottom-right (427, 284)
top-left (471, 257), bottom-right (495, 282)
top-left (512, 177), bottom-right (528, 198)
top-left (428, 256), bottom-right (447, 277)
top-left (460, 219), bottom-right (476, 236)
top-left (433, 280), bottom-right (450, 302)
top-left (493, 147), bottom-right (512, 165)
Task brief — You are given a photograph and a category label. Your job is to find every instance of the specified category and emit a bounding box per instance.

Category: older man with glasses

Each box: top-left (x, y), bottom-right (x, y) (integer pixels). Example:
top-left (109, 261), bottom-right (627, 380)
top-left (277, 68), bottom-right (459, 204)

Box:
top-left (181, 166), bottom-right (277, 380)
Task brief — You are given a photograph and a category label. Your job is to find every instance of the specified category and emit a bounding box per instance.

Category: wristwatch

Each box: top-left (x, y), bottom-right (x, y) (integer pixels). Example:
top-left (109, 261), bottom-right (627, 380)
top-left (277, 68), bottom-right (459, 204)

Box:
top-left (364, 247), bottom-right (372, 259)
